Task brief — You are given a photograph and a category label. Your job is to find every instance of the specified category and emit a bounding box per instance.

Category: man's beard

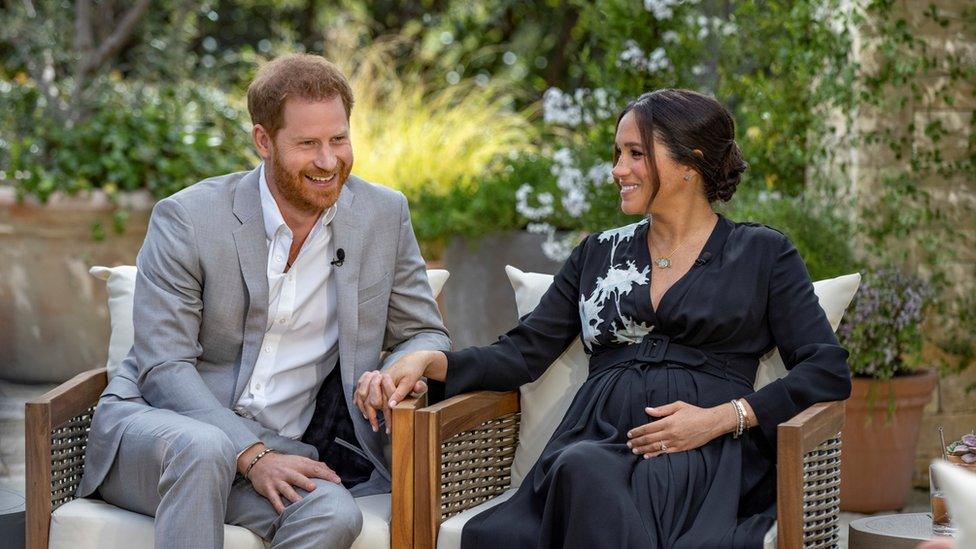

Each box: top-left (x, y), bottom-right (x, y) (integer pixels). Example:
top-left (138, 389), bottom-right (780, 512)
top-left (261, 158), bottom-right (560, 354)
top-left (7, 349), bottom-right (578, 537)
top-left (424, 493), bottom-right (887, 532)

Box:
top-left (267, 147), bottom-right (351, 214)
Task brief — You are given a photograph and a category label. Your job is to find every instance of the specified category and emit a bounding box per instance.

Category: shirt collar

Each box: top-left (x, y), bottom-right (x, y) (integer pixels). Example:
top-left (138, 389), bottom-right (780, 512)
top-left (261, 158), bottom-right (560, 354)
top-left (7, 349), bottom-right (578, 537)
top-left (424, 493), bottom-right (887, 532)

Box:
top-left (258, 163), bottom-right (337, 242)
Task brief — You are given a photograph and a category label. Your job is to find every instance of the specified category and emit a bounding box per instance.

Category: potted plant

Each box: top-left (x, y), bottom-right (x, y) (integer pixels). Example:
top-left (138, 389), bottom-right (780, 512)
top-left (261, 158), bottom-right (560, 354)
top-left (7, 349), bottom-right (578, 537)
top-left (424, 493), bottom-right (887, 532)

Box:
top-left (836, 268), bottom-right (937, 512)
top-left (947, 432), bottom-right (976, 470)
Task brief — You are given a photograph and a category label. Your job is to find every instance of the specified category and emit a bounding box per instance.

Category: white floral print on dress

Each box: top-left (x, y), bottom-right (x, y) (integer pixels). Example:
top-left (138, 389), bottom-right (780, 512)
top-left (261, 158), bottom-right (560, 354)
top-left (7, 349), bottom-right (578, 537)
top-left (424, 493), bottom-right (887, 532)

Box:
top-left (580, 219), bottom-right (654, 349)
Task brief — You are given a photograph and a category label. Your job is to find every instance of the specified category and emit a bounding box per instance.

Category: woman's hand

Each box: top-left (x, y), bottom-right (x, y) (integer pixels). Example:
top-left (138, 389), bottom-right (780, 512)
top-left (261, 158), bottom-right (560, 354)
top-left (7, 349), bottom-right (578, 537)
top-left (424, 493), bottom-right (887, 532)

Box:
top-left (626, 400), bottom-right (737, 458)
top-left (383, 350), bottom-right (446, 407)
top-left (354, 370), bottom-right (423, 433)
top-left (354, 351), bottom-right (445, 433)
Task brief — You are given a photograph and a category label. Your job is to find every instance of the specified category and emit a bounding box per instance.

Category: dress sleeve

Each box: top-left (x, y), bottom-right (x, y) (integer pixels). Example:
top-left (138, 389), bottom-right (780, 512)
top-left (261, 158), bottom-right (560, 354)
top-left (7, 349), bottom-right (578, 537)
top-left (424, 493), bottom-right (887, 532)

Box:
top-left (743, 235), bottom-right (853, 447)
top-left (441, 237), bottom-right (587, 398)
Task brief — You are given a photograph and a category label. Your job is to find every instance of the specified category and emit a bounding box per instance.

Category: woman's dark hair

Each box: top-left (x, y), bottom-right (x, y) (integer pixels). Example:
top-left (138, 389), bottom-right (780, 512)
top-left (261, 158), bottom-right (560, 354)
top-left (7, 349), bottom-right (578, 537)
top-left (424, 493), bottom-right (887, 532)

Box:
top-left (614, 89), bottom-right (747, 203)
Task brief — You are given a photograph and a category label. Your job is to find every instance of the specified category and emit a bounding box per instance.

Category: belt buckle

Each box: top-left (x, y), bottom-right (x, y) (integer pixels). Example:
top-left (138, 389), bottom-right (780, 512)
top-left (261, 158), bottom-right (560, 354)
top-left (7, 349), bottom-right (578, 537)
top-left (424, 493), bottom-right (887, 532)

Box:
top-left (637, 333), bottom-right (669, 363)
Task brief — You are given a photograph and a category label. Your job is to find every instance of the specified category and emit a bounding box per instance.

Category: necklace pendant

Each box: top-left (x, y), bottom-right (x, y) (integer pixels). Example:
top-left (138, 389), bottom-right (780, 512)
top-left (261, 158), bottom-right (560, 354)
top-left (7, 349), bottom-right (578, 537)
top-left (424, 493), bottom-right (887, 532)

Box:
top-left (654, 257), bottom-right (672, 269)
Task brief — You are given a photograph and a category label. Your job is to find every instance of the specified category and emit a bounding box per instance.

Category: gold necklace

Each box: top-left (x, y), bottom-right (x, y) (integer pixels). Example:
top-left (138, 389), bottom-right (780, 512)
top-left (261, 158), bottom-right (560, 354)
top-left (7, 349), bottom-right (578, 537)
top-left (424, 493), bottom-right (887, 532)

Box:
top-left (652, 239), bottom-right (685, 269)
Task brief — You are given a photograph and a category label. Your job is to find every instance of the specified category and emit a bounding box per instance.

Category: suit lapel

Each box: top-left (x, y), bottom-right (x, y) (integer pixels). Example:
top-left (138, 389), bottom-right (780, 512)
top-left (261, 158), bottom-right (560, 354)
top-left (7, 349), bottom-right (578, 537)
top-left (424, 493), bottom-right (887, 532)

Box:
top-left (231, 167), bottom-right (269, 402)
top-left (331, 184), bottom-right (362, 386)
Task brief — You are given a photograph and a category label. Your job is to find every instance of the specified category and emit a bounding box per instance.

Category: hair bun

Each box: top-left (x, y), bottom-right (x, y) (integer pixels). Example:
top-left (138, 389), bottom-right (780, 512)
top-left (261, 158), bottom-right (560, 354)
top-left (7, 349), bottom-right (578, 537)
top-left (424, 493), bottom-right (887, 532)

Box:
top-left (711, 141), bottom-right (747, 202)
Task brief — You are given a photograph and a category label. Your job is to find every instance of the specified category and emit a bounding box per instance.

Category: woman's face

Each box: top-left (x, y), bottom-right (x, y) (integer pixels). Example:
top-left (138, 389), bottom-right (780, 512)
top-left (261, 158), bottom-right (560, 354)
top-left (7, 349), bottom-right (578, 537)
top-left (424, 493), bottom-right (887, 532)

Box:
top-left (612, 110), bottom-right (689, 215)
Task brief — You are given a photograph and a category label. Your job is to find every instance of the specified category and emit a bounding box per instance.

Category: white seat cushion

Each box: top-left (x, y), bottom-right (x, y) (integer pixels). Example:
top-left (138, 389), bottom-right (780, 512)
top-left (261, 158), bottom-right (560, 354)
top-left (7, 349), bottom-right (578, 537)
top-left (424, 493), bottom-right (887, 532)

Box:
top-left (50, 495), bottom-right (392, 548)
top-left (434, 489), bottom-right (776, 549)
top-left (436, 490), bottom-right (516, 549)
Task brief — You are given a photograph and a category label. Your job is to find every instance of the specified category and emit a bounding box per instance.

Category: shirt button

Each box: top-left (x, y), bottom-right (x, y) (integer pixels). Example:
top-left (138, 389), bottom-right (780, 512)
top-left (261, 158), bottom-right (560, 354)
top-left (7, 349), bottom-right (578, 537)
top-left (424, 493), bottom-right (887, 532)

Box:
top-left (278, 318), bottom-right (286, 324)
top-left (255, 383), bottom-right (262, 390)
top-left (275, 255), bottom-right (283, 262)
top-left (265, 345), bottom-right (272, 352)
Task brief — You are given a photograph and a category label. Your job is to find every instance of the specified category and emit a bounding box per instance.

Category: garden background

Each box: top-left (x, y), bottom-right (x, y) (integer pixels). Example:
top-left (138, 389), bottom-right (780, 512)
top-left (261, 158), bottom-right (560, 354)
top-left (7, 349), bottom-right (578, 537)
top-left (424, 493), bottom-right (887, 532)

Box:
top-left (0, 0), bottom-right (973, 514)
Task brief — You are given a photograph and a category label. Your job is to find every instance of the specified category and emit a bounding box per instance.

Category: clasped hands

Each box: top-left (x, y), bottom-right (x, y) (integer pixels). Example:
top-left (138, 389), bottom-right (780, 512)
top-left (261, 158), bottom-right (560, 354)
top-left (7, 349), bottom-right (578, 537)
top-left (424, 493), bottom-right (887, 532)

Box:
top-left (353, 351), bottom-right (438, 434)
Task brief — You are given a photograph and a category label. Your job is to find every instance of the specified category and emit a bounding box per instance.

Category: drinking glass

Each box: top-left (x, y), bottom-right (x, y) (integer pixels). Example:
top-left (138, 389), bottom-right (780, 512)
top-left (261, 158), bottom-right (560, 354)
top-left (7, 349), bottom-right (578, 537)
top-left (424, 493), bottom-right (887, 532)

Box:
top-left (930, 462), bottom-right (957, 536)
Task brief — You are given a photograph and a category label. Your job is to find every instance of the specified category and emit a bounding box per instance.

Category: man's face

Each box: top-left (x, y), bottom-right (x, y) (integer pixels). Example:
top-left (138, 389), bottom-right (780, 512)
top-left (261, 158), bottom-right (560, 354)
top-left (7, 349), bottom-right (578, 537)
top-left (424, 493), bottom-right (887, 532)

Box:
top-left (255, 95), bottom-right (353, 213)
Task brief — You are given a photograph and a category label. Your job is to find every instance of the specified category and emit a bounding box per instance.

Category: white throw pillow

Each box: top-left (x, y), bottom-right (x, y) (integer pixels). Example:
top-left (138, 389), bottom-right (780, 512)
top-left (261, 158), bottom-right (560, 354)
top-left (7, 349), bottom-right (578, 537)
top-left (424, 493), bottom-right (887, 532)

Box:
top-left (91, 265), bottom-right (450, 379)
top-left (504, 266), bottom-right (859, 489)
top-left (89, 266), bottom-right (138, 379)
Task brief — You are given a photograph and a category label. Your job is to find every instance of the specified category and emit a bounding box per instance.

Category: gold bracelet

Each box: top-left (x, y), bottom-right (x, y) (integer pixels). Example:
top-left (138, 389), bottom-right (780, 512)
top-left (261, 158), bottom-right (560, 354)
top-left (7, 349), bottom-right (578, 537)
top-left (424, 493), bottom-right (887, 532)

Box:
top-left (244, 447), bottom-right (277, 480)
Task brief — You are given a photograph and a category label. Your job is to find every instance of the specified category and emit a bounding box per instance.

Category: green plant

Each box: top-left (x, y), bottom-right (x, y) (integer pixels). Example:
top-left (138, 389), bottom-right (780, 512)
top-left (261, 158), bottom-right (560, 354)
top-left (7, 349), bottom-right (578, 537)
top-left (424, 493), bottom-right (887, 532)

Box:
top-left (837, 268), bottom-right (931, 379)
top-left (719, 190), bottom-right (860, 281)
top-left (2, 78), bottom-right (254, 202)
top-left (337, 38), bottom-right (537, 198)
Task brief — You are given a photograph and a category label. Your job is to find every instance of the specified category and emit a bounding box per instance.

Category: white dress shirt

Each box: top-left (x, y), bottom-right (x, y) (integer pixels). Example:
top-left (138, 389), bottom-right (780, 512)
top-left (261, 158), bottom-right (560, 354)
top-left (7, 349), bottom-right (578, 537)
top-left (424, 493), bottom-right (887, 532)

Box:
top-left (235, 165), bottom-right (340, 439)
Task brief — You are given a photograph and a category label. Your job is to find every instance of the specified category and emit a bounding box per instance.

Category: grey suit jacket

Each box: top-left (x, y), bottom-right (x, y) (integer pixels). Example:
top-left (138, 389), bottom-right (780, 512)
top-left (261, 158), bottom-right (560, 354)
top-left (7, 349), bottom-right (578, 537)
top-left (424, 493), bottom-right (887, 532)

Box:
top-left (78, 166), bottom-right (450, 498)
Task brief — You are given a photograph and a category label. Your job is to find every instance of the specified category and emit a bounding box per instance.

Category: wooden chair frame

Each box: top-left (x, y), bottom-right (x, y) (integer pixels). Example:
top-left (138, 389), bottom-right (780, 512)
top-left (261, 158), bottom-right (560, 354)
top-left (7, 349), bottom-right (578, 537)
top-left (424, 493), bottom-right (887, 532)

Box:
top-left (414, 391), bottom-right (845, 549)
top-left (25, 367), bottom-right (421, 549)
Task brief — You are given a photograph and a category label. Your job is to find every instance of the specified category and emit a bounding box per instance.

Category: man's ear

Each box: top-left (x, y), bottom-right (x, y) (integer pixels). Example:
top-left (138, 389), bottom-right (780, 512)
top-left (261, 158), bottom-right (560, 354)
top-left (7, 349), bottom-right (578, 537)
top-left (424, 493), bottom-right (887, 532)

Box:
top-left (252, 124), bottom-right (272, 160)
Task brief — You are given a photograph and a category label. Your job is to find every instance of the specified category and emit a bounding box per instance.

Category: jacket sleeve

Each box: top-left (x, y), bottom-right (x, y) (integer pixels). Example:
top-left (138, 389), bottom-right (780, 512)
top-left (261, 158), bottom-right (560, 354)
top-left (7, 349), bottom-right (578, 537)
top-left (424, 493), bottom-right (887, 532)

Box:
top-left (379, 192), bottom-right (452, 369)
top-left (441, 237), bottom-right (587, 398)
top-left (743, 235), bottom-right (853, 448)
top-left (130, 197), bottom-right (261, 454)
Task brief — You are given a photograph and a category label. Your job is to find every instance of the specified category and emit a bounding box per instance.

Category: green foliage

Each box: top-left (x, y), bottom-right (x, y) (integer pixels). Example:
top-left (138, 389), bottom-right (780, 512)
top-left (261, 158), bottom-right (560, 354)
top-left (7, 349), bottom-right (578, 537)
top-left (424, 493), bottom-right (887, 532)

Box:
top-left (719, 191), bottom-right (860, 282)
top-left (2, 79), bottom-right (254, 201)
top-left (338, 38), bottom-right (536, 198)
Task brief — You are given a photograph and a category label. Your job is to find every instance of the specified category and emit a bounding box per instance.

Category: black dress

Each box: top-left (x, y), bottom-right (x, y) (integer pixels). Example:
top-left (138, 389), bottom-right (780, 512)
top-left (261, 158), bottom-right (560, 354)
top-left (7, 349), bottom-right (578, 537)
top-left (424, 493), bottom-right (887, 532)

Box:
top-left (440, 215), bottom-right (852, 548)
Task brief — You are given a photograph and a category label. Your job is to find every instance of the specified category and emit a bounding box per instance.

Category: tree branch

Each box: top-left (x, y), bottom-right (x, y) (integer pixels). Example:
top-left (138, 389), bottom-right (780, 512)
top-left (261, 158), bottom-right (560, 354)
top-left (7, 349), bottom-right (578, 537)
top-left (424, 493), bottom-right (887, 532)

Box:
top-left (74, 0), bottom-right (93, 56)
top-left (78, 0), bottom-right (151, 79)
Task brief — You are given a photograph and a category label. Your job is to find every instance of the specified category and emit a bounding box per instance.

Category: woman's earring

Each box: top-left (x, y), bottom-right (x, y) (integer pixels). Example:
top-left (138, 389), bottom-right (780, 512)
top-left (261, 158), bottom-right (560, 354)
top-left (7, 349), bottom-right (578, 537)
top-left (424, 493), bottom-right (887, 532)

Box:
top-left (683, 174), bottom-right (692, 181)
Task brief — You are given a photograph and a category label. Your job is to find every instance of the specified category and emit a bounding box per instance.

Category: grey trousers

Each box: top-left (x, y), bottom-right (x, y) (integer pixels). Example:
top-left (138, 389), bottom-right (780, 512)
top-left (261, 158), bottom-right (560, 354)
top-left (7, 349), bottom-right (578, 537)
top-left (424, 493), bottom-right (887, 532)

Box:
top-left (96, 402), bottom-right (363, 549)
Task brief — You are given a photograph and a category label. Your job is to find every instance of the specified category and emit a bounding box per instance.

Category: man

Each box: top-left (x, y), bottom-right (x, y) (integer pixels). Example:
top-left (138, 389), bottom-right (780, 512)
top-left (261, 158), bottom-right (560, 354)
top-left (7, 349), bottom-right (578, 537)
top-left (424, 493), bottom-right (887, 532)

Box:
top-left (77, 54), bottom-right (450, 548)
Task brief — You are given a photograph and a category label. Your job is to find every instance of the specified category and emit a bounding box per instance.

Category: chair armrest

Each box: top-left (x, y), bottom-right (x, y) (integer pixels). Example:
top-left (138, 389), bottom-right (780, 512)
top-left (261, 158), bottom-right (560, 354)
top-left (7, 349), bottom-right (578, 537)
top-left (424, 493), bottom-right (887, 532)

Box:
top-left (390, 394), bottom-right (426, 549)
top-left (26, 367), bottom-right (107, 549)
top-left (414, 390), bottom-right (520, 547)
top-left (776, 400), bottom-right (845, 549)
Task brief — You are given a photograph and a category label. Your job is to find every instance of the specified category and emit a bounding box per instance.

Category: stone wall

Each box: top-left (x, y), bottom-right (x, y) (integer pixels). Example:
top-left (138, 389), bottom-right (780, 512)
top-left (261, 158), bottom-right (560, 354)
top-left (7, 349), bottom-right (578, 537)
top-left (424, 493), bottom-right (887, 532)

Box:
top-left (852, 0), bottom-right (976, 487)
top-left (0, 188), bottom-right (151, 383)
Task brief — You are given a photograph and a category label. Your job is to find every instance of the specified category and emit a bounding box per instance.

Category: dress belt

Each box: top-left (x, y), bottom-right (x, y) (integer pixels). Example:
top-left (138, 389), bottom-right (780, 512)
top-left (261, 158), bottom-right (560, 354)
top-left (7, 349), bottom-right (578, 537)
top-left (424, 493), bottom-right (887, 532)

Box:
top-left (589, 333), bottom-right (758, 386)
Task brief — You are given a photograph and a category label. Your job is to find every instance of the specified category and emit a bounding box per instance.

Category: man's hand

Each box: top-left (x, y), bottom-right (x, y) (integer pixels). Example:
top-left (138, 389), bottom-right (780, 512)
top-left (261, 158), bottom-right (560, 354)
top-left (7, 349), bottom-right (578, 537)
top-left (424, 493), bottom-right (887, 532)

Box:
top-left (626, 401), bottom-right (737, 458)
top-left (237, 444), bottom-right (341, 514)
top-left (354, 357), bottom-right (435, 434)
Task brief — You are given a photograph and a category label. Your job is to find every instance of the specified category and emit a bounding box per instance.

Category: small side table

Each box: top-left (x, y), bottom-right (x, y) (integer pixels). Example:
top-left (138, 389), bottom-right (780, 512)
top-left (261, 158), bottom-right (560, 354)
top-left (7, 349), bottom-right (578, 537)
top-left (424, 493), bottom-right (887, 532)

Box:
top-left (0, 487), bottom-right (25, 549)
top-left (849, 512), bottom-right (949, 549)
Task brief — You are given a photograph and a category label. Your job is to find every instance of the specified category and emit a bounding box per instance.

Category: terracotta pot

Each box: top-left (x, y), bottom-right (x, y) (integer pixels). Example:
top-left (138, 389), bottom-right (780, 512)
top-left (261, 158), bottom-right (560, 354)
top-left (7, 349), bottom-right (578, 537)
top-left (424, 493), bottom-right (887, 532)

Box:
top-left (947, 455), bottom-right (976, 472)
top-left (840, 369), bottom-right (938, 512)
top-left (0, 188), bottom-right (153, 383)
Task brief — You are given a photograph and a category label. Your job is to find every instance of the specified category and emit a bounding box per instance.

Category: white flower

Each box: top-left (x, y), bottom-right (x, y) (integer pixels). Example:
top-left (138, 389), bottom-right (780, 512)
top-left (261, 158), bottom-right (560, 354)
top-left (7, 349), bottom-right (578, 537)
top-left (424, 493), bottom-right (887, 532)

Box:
top-left (562, 187), bottom-right (589, 217)
top-left (552, 148), bottom-right (574, 168)
top-left (595, 261), bottom-right (650, 304)
top-left (555, 167), bottom-right (584, 192)
top-left (587, 162), bottom-right (613, 185)
top-left (543, 87), bottom-right (583, 127)
top-left (579, 290), bottom-right (605, 350)
top-left (516, 183), bottom-right (555, 219)
top-left (612, 316), bottom-right (655, 345)
top-left (643, 0), bottom-right (681, 20)
top-left (662, 30), bottom-right (680, 44)
top-left (617, 41), bottom-right (671, 74)
top-left (541, 231), bottom-right (576, 262)
top-left (597, 219), bottom-right (647, 244)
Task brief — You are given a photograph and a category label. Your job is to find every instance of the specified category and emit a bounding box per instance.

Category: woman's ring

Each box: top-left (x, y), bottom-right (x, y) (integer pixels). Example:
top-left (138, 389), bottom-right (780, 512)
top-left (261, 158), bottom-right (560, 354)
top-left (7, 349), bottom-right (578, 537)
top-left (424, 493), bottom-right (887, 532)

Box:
top-left (659, 441), bottom-right (668, 452)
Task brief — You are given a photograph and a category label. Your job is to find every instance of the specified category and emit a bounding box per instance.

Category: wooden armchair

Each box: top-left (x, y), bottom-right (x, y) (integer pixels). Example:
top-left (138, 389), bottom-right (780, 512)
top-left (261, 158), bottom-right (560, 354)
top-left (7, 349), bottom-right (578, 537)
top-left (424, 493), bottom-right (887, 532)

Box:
top-left (413, 390), bottom-right (845, 549)
top-left (25, 367), bottom-right (422, 549)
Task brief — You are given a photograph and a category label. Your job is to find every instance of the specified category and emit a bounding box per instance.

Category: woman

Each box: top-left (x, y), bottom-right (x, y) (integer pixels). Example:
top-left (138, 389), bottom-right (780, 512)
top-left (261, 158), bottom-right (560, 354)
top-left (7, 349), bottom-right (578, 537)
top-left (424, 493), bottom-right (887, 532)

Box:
top-left (359, 89), bottom-right (852, 547)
